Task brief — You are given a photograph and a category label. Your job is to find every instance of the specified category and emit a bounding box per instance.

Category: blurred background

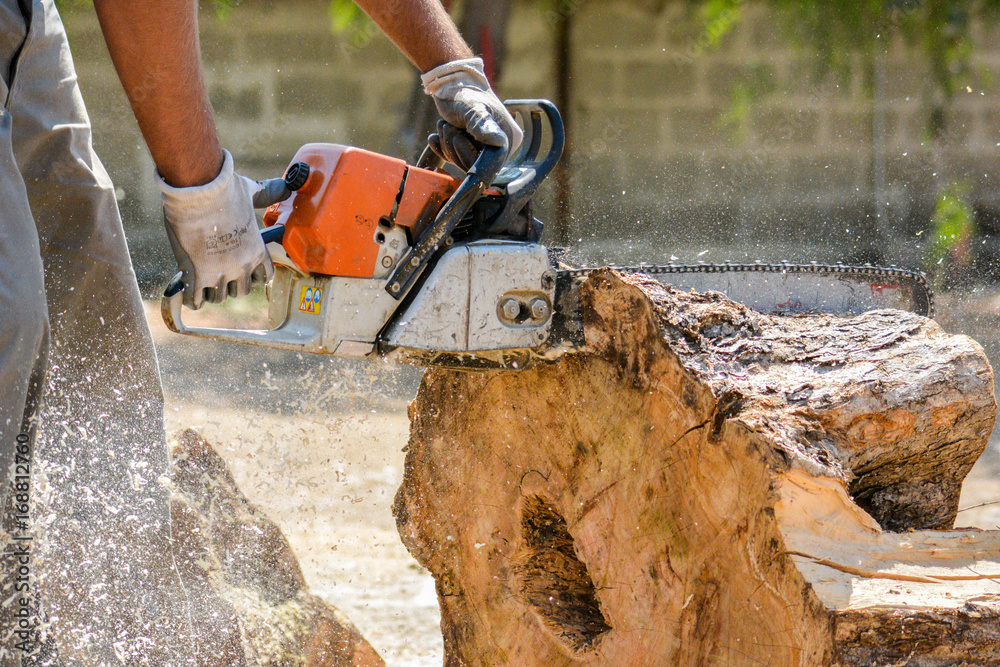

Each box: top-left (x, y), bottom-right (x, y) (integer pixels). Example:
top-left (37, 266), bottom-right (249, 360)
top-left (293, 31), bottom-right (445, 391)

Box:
top-left (60, 0), bottom-right (1000, 285)
top-left (53, 0), bottom-right (1000, 662)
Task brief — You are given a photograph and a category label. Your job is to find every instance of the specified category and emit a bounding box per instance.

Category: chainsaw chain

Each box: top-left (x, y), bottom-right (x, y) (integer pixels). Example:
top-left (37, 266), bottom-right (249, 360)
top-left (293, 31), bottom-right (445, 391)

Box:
top-left (556, 261), bottom-right (934, 317)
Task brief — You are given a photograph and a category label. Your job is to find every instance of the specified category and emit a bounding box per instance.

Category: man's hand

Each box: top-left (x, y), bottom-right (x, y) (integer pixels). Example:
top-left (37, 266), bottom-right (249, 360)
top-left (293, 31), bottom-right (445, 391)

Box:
top-left (422, 58), bottom-right (522, 170)
top-left (157, 150), bottom-right (272, 310)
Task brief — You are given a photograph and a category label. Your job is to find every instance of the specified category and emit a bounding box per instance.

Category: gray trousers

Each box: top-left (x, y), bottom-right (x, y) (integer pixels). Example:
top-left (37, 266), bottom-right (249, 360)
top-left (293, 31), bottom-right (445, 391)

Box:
top-left (0, 1), bottom-right (215, 664)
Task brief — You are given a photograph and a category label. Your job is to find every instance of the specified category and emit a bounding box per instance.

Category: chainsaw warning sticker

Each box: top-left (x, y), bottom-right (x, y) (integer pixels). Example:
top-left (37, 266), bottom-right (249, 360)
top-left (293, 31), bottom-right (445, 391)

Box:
top-left (299, 286), bottom-right (323, 315)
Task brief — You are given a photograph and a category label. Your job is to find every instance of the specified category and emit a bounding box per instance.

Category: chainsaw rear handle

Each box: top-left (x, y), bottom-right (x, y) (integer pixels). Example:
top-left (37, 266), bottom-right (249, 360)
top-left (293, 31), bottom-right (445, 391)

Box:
top-left (163, 226), bottom-right (287, 300)
top-left (161, 279), bottom-right (323, 351)
top-left (162, 164), bottom-right (308, 299)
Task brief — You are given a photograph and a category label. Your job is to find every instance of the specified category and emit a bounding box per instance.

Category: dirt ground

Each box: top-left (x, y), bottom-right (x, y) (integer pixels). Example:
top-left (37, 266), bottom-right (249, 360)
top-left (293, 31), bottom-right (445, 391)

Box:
top-left (147, 288), bottom-right (1000, 666)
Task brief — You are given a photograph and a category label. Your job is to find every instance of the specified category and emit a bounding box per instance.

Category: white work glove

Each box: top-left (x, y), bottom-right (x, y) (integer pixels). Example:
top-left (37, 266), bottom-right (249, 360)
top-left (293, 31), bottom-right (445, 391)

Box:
top-left (156, 149), bottom-right (273, 310)
top-left (422, 57), bottom-right (523, 171)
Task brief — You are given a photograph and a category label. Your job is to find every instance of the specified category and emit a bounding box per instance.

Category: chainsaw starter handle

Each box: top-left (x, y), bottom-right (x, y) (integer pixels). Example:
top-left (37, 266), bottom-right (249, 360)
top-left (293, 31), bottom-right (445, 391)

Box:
top-left (384, 140), bottom-right (508, 299)
top-left (251, 161), bottom-right (311, 208)
top-left (416, 144), bottom-right (446, 171)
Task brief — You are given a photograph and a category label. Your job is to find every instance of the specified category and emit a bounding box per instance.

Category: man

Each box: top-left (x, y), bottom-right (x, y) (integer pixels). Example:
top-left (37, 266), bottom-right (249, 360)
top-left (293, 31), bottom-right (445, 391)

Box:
top-left (0, 0), bottom-right (520, 663)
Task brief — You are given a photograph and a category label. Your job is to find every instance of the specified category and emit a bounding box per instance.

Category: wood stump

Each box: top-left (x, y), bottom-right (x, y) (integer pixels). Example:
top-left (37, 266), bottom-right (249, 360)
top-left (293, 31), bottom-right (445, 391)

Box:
top-left (394, 270), bottom-right (998, 666)
top-left (170, 429), bottom-right (383, 667)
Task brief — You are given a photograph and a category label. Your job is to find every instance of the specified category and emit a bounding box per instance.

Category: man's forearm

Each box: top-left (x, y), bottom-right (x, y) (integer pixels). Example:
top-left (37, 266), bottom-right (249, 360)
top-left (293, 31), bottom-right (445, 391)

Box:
top-left (93, 0), bottom-right (222, 187)
top-left (352, 0), bottom-right (474, 71)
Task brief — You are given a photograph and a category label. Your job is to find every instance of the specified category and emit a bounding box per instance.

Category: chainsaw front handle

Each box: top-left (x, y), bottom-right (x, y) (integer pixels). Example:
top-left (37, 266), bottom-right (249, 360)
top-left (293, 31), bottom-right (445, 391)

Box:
top-left (161, 269), bottom-right (324, 352)
top-left (490, 100), bottom-right (564, 231)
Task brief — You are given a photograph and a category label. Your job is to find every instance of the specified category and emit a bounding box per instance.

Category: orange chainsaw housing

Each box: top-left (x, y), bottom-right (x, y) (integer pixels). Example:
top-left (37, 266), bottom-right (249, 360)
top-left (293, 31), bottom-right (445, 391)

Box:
top-left (263, 144), bottom-right (458, 278)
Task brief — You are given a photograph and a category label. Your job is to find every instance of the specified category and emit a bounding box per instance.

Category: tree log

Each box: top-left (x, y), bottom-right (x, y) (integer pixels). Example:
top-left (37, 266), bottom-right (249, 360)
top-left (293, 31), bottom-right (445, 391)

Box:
top-left (170, 429), bottom-right (383, 667)
top-left (394, 269), bottom-right (998, 666)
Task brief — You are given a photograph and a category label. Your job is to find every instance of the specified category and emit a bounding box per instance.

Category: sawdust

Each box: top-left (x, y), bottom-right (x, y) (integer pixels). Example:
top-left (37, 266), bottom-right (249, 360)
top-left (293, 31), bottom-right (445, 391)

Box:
top-left (145, 302), bottom-right (442, 666)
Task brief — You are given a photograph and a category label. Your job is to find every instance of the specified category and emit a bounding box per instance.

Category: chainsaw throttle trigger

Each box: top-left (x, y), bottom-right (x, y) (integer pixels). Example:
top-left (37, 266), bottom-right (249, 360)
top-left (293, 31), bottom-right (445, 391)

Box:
top-left (164, 271), bottom-right (184, 298)
top-left (260, 225), bottom-right (285, 245)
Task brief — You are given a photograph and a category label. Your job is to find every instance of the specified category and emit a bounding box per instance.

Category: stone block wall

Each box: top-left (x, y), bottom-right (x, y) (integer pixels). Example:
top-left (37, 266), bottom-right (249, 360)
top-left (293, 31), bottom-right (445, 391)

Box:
top-left (57, 0), bottom-right (1000, 285)
top-left (566, 2), bottom-right (1000, 267)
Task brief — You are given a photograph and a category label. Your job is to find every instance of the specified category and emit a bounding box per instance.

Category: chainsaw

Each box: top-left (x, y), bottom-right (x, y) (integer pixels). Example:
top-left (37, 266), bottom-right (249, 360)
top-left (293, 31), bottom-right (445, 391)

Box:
top-left (162, 99), bottom-right (933, 369)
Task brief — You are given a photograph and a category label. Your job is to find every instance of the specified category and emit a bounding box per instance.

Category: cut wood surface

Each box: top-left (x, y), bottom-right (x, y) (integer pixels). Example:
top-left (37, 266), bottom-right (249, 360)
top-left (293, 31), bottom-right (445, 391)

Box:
top-left (394, 269), bottom-right (998, 666)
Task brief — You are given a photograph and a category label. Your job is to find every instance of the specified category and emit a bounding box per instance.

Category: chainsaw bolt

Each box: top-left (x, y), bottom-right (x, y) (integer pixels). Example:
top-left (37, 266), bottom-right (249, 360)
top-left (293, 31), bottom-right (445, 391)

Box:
top-left (529, 298), bottom-right (550, 320)
top-left (500, 298), bottom-right (521, 321)
top-left (410, 257), bottom-right (420, 267)
top-left (381, 256), bottom-right (394, 268)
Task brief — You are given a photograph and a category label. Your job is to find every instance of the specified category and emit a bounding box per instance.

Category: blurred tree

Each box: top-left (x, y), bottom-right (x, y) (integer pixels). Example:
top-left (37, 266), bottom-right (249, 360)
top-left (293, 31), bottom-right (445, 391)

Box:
top-left (55, 0), bottom-right (1000, 254)
top-left (326, 0), bottom-right (1000, 246)
top-left (925, 181), bottom-right (976, 289)
top-left (52, 0), bottom-right (1000, 147)
top-left (690, 0), bottom-right (1000, 138)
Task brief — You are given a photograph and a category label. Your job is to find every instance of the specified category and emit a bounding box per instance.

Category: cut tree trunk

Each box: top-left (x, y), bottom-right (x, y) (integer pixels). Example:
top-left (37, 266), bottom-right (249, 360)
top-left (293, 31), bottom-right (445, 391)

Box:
top-left (394, 269), bottom-right (998, 666)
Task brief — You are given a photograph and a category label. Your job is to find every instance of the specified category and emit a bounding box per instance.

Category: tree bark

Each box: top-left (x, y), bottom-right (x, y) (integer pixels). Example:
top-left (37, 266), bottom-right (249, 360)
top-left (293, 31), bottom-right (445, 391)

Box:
top-left (394, 269), bottom-right (998, 666)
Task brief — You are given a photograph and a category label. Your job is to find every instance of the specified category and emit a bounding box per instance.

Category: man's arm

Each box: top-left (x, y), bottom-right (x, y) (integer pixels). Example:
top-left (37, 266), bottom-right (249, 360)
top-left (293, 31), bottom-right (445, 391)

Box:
top-left (92, 0), bottom-right (222, 188)
top-left (94, 0), bottom-right (472, 179)
top-left (91, 0), bottom-right (516, 309)
top-left (94, 0), bottom-right (273, 311)
top-left (352, 0), bottom-right (473, 70)
top-left (353, 0), bottom-right (523, 160)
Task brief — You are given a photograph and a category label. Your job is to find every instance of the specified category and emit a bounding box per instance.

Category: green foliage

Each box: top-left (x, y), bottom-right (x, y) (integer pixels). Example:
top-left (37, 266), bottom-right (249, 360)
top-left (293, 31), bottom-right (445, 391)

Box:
top-left (329, 0), bottom-right (367, 32)
top-left (924, 181), bottom-right (976, 289)
top-left (697, 0), bottom-right (744, 49)
top-left (328, 0), bottom-right (377, 47)
top-left (689, 0), bottom-right (1000, 137)
top-left (55, 0), bottom-right (239, 18)
top-left (52, 0), bottom-right (91, 10)
top-left (717, 65), bottom-right (777, 141)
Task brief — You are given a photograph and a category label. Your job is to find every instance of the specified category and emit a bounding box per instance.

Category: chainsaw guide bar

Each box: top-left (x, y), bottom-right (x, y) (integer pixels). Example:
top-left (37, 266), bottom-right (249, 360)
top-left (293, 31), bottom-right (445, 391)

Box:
top-left (558, 260), bottom-right (933, 316)
top-left (388, 260), bottom-right (934, 370)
